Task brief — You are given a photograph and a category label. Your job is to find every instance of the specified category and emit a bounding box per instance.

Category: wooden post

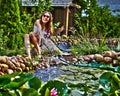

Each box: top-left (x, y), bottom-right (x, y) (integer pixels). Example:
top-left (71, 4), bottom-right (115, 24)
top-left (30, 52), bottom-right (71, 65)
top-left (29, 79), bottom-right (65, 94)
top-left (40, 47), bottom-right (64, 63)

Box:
top-left (65, 6), bottom-right (69, 37)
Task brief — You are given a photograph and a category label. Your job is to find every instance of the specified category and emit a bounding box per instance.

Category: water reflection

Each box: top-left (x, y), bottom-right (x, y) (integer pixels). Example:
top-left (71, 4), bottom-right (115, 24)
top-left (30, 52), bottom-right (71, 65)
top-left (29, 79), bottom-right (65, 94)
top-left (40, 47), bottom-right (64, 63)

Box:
top-left (33, 66), bottom-right (63, 82)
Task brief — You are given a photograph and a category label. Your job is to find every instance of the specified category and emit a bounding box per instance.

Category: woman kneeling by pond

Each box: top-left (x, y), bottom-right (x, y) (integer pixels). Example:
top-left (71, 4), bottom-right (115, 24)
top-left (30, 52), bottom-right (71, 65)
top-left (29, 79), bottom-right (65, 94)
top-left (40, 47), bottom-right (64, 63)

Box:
top-left (24, 11), bottom-right (69, 59)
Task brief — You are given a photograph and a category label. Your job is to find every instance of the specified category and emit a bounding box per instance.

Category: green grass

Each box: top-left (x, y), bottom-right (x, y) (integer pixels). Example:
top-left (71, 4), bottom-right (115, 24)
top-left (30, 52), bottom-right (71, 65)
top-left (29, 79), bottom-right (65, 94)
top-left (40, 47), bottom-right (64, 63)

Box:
top-left (0, 47), bottom-right (26, 56)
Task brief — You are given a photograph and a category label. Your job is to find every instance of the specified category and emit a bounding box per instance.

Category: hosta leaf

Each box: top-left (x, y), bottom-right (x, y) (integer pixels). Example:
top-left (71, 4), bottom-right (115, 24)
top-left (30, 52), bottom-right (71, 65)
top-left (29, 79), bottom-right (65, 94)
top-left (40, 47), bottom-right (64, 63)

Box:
top-left (5, 82), bottom-right (23, 90)
top-left (114, 66), bottom-right (120, 73)
top-left (0, 74), bottom-right (11, 87)
top-left (110, 74), bottom-right (120, 92)
top-left (109, 89), bottom-right (120, 96)
top-left (0, 91), bottom-right (18, 96)
top-left (28, 77), bottom-right (41, 90)
top-left (5, 73), bottom-right (34, 89)
top-left (0, 92), bottom-right (12, 96)
top-left (22, 88), bottom-right (39, 96)
top-left (9, 72), bottom-right (22, 78)
top-left (99, 71), bottom-right (114, 87)
top-left (13, 73), bottom-right (33, 82)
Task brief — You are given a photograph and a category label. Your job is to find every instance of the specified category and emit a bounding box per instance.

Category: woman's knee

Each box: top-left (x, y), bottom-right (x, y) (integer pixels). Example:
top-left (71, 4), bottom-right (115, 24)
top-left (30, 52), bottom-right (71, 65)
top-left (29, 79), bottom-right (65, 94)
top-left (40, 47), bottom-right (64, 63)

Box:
top-left (24, 34), bottom-right (29, 39)
top-left (24, 34), bottom-right (30, 44)
top-left (29, 32), bottom-right (38, 44)
top-left (29, 32), bottom-right (35, 38)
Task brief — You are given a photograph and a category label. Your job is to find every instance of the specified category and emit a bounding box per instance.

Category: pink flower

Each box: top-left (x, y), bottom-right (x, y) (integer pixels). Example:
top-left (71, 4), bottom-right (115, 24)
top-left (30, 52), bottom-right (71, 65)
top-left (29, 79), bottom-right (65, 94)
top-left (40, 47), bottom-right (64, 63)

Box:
top-left (50, 88), bottom-right (58, 96)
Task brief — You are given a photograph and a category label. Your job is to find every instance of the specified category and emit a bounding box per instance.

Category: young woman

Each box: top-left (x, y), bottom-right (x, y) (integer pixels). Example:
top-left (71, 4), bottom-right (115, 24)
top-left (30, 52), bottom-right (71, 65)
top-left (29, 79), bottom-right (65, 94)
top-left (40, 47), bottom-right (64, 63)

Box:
top-left (24, 11), bottom-right (68, 59)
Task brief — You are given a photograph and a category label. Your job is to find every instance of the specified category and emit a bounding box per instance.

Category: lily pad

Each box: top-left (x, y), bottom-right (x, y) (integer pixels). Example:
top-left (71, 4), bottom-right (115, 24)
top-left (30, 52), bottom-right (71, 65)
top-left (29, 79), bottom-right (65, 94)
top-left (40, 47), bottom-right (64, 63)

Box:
top-left (40, 80), bottom-right (68, 96)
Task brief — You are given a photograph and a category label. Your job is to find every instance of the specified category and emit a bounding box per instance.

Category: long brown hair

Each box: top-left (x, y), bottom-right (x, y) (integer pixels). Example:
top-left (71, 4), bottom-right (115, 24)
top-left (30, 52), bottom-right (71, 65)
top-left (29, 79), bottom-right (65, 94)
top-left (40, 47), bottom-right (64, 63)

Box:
top-left (40, 11), bottom-right (54, 35)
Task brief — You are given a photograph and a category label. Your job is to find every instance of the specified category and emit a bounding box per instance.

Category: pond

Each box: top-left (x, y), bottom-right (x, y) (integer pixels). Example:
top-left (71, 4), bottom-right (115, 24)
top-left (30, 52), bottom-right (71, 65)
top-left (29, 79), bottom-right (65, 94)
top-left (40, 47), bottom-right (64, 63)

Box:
top-left (33, 62), bottom-right (112, 95)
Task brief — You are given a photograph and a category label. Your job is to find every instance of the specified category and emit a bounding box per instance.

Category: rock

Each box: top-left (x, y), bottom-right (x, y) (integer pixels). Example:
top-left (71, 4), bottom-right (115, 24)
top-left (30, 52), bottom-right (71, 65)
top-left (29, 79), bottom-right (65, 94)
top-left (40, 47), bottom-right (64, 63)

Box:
top-left (87, 54), bottom-right (95, 60)
top-left (0, 71), bottom-right (4, 75)
top-left (112, 60), bottom-right (119, 67)
top-left (1, 64), bottom-right (9, 72)
top-left (72, 58), bottom-right (78, 63)
top-left (16, 67), bottom-right (23, 72)
top-left (83, 56), bottom-right (92, 63)
top-left (7, 69), bottom-right (14, 74)
top-left (6, 60), bottom-right (16, 70)
top-left (78, 56), bottom-right (84, 62)
top-left (25, 67), bottom-right (30, 72)
top-left (103, 51), bottom-right (117, 59)
top-left (20, 63), bottom-right (26, 70)
top-left (117, 56), bottom-right (120, 61)
top-left (17, 57), bottom-right (25, 63)
top-left (111, 51), bottom-right (117, 59)
top-left (0, 56), bottom-right (7, 63)
top-left (94, 54), bottom-right (104, 62)
top-left (117, 52), bottom-right (120, 56)
top-left (103, 51), bottom-right (112, 57)
top-left (104, 57), bottom-right (113, 64)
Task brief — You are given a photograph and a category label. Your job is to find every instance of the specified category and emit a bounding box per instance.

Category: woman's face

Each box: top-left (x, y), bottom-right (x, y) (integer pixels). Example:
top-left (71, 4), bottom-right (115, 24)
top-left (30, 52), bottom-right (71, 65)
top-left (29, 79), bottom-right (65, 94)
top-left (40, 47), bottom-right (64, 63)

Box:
top-left (42, 12), bottom-right (50, 24)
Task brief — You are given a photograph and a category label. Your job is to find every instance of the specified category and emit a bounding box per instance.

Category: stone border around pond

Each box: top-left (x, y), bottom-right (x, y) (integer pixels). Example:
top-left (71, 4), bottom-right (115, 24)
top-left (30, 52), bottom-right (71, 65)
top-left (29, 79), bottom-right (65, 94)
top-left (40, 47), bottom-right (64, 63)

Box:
top-left (0, 50), bottom-right (120, 75)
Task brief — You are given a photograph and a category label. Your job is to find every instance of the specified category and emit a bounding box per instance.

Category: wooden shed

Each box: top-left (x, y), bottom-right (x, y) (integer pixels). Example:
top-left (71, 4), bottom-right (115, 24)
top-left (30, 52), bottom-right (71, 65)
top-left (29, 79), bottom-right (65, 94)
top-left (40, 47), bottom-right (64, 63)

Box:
top-left (51, 0), bottom-right (80, 36)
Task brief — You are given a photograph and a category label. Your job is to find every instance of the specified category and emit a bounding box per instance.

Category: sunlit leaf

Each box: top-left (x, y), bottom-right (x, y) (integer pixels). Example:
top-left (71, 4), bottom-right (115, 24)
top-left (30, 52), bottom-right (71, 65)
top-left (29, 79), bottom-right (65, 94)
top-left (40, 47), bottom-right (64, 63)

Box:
top-left (9, 72), bottom-right (22, 78)
top-left (110, 74), bottom-right (120, 92)
top-left (45, 88), bottom-right (50, 96)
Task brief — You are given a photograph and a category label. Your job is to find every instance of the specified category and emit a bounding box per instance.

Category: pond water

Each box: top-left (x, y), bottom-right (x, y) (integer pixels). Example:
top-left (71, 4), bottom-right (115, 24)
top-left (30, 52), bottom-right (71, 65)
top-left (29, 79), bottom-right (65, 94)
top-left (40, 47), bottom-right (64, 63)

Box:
top-left (33, 63), bottom-right (110, 95)
top-left (34, 66), bottom-right (63, 82)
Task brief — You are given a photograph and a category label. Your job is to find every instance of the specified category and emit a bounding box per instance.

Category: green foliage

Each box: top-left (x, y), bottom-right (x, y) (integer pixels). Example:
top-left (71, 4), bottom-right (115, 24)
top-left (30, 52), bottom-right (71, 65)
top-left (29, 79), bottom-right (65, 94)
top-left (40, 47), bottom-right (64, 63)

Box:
top-left (22, 88), bottom-right (39, 96)
top-left (37, 0), bottom-right (52, 17)
top-left (20, 11), bottom-right (34, 34)
top-left (0, 72), bottom-right (68, 96)
top-left (1, 68), bottom-right (120, 95)
top-left (0, 72), bottom-right (40, 95)
top-left (0, 74), bottom-right (11, 87)
top-left (74, 0), bottom-right (120, 38)
top-left (71, 36), bottom-right (110, 55)
top-left (40, 80), bottom-right (68, 96)
top-left (5, 73), bottom-right (34, 90)
top-left (54, 22), bottom-right (61, 29)
top-left (28, 77), bottom-right (41, 90)
top-left (0, 0), bottom-right (24, 50)
top-left (99, 71), bottom-right (120, 95)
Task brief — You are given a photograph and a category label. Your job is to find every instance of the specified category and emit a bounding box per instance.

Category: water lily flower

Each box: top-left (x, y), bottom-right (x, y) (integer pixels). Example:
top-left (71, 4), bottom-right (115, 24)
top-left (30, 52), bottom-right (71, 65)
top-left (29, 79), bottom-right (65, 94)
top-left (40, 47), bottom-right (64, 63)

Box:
top-left (50, 88), bottom-right (58, 96)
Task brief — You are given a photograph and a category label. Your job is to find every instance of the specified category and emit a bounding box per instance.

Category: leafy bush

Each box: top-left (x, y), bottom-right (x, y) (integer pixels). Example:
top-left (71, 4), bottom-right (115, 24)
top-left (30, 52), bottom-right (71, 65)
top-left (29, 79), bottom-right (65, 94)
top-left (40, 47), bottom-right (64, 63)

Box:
top-left (71, 36), bottom-right (110, 55)
top-left (74, 0), bottom-right (120, 38)
top-left (0, 0), bottom-right (24, 49)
